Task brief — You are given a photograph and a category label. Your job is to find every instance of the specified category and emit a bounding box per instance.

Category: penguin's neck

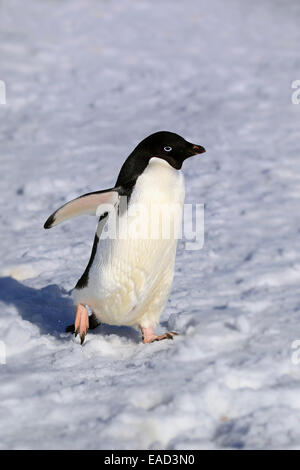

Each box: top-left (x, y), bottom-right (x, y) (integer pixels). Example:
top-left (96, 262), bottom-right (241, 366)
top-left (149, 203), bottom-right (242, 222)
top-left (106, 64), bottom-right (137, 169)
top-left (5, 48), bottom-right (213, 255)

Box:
top-left (129, 157), bottom-right (185, 206)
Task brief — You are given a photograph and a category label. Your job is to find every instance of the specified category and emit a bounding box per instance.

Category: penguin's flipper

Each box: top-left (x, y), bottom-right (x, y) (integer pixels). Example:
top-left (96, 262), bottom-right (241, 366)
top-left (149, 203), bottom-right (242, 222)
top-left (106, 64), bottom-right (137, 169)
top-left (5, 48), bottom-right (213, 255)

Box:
top-left (44, 188), bottom-right (120, 229)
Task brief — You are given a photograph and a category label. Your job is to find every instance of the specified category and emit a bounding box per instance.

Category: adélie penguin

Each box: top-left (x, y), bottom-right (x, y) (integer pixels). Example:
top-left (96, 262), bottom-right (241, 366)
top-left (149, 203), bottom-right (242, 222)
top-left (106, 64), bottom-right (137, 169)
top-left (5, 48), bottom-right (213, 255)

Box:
top-left (44, 131), bottom-right (206, 344)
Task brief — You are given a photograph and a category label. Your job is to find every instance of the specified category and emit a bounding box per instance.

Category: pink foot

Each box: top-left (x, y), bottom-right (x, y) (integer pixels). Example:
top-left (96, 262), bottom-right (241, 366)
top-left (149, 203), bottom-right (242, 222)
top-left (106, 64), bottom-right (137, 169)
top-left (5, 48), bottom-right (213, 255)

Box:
top-left (74, 304), bottom-right (89, 345)
top-left (141, 327), bottom-right (178, 344)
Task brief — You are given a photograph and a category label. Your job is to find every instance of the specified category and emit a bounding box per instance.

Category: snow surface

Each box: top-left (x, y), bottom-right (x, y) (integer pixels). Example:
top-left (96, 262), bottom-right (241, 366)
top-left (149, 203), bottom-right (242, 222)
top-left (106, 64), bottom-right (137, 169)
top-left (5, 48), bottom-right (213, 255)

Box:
top-left (1, 0), bottom-right (300, 450)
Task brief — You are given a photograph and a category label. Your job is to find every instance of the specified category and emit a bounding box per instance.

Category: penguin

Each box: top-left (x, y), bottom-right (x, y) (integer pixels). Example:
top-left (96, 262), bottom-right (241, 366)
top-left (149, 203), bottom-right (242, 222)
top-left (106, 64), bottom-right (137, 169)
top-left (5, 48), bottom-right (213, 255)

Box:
top-left (44, 131), bottom-right (205, 344)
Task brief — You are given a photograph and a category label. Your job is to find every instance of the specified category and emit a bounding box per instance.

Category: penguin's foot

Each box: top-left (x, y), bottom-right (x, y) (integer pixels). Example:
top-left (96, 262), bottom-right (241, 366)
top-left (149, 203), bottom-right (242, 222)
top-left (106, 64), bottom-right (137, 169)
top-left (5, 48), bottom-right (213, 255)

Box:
top-left (66, 312), bottom-right (100, 340)
top-left (66, 304), bottom-right (89, 345)
top-left (141, 327), bottom-right (178, 344)
top-left (75, 304), bottom-right (89, 345)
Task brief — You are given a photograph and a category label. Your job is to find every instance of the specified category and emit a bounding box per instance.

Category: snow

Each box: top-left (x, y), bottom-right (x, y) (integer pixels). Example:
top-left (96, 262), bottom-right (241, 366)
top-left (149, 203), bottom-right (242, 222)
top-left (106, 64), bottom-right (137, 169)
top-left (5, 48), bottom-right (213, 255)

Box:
top-left (1, 0), bottom-right (300, 450)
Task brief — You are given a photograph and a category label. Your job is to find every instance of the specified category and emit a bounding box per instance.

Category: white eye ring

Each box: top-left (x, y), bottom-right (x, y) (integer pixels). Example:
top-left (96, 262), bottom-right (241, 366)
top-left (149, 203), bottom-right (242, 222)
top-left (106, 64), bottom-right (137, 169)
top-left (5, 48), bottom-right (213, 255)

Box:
top-left (164, 146), bottom-right (172, 152)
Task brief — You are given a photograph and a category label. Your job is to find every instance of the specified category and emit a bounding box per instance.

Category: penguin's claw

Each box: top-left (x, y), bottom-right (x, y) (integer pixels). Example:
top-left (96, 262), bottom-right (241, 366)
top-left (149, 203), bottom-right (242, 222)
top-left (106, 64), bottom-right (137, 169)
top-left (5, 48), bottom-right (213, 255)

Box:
top-left (141, 327), bottom-right (178, 344)
top-left (72, 304), bottom-right (89, 345)
top-left (80, 333), bottom-right (86, 345)
top-left (153, 331), bottom-right (178, 342)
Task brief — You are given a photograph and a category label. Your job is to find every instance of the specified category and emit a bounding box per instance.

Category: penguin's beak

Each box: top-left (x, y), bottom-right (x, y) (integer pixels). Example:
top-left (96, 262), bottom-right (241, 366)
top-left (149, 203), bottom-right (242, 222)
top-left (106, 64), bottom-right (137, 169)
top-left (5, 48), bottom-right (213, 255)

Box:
top-left (191, 144), bottom-right (206, 155)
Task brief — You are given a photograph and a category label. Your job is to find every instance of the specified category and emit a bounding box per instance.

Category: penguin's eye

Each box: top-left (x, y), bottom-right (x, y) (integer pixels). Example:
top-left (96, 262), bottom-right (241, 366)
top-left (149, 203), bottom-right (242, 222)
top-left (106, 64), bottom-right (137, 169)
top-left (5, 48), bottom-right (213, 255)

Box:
top-left (164, 146), bottom-right (172, 152)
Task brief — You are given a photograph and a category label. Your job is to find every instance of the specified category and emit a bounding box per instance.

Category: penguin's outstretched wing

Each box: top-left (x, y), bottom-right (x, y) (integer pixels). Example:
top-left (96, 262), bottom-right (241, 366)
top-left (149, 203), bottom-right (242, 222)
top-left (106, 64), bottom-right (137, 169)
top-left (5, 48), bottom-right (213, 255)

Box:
top-left (44, 188), bottom-right (120, 229)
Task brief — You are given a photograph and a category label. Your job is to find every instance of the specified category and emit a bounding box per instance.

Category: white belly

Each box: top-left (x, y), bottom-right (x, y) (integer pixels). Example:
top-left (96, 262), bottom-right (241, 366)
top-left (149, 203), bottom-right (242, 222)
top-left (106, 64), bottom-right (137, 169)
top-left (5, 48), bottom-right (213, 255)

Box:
top-left (73, 158), bottom-right (185, 328)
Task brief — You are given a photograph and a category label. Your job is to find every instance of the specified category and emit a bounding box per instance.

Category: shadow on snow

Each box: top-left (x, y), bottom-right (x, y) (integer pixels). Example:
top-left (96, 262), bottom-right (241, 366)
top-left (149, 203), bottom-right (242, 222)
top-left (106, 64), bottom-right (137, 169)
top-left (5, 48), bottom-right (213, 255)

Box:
top-left (0, 277), bottom-right (140, 343)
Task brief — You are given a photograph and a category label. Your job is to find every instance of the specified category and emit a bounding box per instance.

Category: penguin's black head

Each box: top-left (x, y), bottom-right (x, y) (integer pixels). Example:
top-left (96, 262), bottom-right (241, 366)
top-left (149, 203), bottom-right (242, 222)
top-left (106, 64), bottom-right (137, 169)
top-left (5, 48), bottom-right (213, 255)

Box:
top-left (135, 131), bottom-right (206, 170)
top-left (115, 131), bottom-right (206, 191)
